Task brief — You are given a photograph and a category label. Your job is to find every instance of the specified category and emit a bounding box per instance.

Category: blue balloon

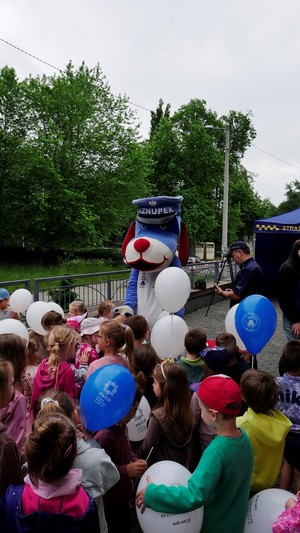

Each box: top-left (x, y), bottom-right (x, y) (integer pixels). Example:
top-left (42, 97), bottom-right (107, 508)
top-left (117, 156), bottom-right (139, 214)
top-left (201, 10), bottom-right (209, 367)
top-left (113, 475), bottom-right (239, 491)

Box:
top-left (80, 364), bottom-right (136, 431)
top-left (235, 295), bottom-right (277, 354)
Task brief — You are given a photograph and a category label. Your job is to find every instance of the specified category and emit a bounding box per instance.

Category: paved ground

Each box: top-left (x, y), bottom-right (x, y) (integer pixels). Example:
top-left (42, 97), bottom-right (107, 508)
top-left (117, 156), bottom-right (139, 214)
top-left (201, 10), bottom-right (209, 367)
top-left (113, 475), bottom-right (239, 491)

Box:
top-left (185, 296), bottom-right (286, 377)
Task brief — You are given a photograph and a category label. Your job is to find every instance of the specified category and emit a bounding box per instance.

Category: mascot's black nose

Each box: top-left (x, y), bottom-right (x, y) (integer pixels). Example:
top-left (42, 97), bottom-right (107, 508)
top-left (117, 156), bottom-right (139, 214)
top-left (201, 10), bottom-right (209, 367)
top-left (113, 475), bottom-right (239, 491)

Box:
top-left (134, 238), bottom-right (151, 253)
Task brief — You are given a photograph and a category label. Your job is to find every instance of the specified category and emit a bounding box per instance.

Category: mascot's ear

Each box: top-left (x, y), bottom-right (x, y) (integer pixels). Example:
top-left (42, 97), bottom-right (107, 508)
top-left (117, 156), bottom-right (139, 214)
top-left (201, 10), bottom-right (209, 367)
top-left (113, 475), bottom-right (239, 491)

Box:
top-left (177, 221), bottom-right (190, 266)
top-left (122, 222), bottom-right (136, 257)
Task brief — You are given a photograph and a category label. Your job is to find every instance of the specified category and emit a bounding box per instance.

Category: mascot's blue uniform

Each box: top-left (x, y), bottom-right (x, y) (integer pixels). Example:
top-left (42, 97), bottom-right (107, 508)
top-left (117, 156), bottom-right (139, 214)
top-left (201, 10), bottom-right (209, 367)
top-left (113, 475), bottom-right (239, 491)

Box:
top-left (122, 196), bottom-right (189, 329)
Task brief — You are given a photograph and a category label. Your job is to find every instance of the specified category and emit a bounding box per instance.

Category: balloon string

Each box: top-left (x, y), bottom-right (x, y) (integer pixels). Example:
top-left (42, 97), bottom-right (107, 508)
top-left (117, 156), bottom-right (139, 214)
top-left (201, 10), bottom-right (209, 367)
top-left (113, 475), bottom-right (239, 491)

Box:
top-left (133, 447), bottom-right (154, 491)
top-left (171, 313), bottom-right (173, 357)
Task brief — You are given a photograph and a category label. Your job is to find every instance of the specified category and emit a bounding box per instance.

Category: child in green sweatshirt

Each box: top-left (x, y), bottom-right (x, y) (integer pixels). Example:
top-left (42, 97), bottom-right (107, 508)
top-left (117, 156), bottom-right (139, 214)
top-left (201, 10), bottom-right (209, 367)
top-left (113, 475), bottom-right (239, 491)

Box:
top-left (136, 375), bottom-right (253, 533)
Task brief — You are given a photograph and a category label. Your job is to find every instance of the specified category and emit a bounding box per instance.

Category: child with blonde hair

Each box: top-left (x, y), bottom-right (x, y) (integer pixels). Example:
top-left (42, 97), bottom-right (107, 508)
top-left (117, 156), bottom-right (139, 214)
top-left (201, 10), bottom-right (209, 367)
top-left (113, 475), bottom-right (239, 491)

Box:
top-left (69, 300), bottom-right (86, 317)
top-left (97, 300), bottom-right (115, 319)
top-left (0, 413), bottom-right (100, 531)
top-left (67, 300), bottom-right (87, 332)
top-left (31, 325), bottom-right (79, 410)
top-left (138, 361), bottom-right (194, 467)
top-left (0, 358), bottom-right (22, 493)
top-left (86, 321), bottom-right (134, 378)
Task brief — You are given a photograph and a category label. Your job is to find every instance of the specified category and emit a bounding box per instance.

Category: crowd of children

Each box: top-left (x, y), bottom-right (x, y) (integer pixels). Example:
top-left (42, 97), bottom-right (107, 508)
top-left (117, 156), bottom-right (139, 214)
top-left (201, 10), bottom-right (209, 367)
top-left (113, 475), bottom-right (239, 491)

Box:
top-left (0, 290), bottom-right (300, 532)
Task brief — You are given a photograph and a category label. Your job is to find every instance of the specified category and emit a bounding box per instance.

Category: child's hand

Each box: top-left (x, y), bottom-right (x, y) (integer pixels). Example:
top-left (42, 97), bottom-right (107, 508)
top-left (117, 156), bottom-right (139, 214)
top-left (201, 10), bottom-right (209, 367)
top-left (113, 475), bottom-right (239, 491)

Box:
top-left (240, 350), bottom-right (251, 364)
top-left (285, 497), bottom-right (297, 509)
top-left (127, 459), bottom-right (147, 478)
top-left (79, 349), bottom-right (89, 364)
top-left (136, 475), bottom-right (153, 513)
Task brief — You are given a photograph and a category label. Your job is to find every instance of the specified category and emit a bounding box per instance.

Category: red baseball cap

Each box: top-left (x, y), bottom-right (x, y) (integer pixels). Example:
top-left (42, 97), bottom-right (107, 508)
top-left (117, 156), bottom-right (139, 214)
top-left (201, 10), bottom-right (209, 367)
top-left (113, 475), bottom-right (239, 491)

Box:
top-left (197, 375), bottom-right (241, 415)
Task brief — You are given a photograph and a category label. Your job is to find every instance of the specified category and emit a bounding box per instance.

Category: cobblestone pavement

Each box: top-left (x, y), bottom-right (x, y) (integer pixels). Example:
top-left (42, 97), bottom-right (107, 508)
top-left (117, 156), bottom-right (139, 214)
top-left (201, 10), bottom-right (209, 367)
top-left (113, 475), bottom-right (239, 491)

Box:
top-left (185, 297), bottom-right (286, 377)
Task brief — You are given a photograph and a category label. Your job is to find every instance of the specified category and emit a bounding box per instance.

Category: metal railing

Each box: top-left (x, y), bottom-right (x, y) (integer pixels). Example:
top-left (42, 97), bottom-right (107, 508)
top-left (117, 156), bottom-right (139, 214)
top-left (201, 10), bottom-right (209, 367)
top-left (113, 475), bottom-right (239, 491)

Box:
top-left (0, 261), bottom-right (236, 313)
top-left (183, 260), bottom-right (237, 288)
top-left (33, 270), bottom-right (131, 312)
top-left (0, 279), bottom-right (31, 291)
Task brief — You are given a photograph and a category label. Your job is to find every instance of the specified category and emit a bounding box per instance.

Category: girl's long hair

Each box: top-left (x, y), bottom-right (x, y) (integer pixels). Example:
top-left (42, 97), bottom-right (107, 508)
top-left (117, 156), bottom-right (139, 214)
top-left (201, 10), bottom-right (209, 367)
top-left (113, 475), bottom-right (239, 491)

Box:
top-left (131, 344), bottom-right (159, 391)
top-left (47, 326), bottom-right (78, 377)
top-left (100, 320), bottom-right (135, 369)
top-left (153, 362), bottom-right (194, 432)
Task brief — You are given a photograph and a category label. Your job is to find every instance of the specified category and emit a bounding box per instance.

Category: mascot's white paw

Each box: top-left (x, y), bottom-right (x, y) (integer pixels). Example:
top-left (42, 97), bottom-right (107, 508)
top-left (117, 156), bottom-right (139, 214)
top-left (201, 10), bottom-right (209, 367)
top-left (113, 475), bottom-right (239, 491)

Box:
top-left (113, 305), bottom-right (134, 317)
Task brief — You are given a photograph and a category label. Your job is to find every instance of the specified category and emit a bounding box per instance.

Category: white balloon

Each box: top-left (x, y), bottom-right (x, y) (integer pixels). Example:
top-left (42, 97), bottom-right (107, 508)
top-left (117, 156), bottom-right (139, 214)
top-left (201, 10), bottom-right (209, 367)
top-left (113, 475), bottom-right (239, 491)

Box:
top-left (0, 318), bottom-right (29, 341)
top-left (154, 267), bottom-right (191, 313)
top-left (225, 304), bottom-right (247, 351)
top-left (47, 301), bottom-right (65, 316)
top-left (151, 315), bottom-right (189, 359)
top-left (136, 460), bottom-right (203, 533)
top-left (127, 396), bottom-right (151, 441)
top-left (9, 289), bottom-right (33, 313)
top-left (26, 301), bottom-right (50, 335)
top-left (244, 488), bottom-right (295, 533)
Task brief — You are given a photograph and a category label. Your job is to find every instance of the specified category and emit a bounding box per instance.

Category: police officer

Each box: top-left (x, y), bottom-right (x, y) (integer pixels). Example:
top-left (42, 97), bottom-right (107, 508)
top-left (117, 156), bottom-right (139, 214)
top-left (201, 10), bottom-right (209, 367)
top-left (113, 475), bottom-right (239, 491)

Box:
top-left (214, 240), bottom-right (263, 308)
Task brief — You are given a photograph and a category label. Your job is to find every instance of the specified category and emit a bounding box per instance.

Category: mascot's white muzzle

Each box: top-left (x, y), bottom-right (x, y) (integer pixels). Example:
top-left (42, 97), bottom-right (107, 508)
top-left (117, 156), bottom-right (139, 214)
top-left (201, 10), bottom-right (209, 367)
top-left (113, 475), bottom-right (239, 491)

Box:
top-left (124, 236), bottom-right (174, 272)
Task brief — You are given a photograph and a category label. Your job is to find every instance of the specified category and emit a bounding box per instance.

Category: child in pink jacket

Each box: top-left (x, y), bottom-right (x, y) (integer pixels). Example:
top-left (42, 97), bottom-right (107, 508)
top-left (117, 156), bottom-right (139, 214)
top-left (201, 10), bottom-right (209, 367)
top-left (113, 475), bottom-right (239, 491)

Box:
top-left (0, 412), bottom-right (100, 531)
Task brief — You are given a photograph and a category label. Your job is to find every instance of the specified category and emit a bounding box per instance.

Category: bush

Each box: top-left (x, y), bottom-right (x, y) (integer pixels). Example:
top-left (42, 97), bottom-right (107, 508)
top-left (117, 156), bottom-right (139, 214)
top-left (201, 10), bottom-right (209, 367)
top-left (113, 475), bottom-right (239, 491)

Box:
top-left (48, 278), bottom-right (79, 311)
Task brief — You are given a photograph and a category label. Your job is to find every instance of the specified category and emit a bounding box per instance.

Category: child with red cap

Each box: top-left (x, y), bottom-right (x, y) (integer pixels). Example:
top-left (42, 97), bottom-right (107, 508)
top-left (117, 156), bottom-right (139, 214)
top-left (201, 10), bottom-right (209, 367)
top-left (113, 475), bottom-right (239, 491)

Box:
top-left (136, 375), bottom-right (253, 533)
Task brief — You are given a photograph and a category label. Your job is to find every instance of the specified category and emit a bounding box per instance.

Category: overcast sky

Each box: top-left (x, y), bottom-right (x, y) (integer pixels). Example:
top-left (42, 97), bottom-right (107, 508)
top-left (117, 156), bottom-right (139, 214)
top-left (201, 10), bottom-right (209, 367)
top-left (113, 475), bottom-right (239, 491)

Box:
top-left (1, 0), bottom-right (300, 207)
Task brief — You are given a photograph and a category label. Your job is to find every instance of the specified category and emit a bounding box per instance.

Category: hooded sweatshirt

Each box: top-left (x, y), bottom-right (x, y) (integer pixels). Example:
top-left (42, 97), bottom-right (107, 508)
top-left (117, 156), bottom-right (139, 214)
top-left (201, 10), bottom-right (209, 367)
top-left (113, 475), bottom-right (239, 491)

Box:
top-left (138, 406), bottom-right (193, 467)
top-left (0, 469), bottom-right (100, 533)
top-left (30, 358), bottom-right (77, 412)
top-left (237, 407), bottom-right (292, 491)
top-left (22, 469), bottom-right (88, 516)
top-left (75, 437), bottom-right (120, 533)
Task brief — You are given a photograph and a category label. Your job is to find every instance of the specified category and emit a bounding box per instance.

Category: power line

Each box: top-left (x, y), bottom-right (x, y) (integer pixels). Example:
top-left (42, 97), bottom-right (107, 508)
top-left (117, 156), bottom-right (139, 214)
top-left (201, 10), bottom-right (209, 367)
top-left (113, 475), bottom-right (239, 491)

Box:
top-left (2, 35), bottom-right (300, 176)
top-left (244, 156), bottom-right (300, 180)
top-left (0, 37), bottom-right (63, 73)
top-left (0, 36), bottom-right (152, 114)
top-left (251, 143), bottom-right (300, 171)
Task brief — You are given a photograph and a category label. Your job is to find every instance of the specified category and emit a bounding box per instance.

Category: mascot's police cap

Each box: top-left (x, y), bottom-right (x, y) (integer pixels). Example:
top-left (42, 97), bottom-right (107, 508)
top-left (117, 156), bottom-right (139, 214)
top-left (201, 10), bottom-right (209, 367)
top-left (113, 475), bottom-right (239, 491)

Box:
top-left (133, 196), bottom-right (183, 225)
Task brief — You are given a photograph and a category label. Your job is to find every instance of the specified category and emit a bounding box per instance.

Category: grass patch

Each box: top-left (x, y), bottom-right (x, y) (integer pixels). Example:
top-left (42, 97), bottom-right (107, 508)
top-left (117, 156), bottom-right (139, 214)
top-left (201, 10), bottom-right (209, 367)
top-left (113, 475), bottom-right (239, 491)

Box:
top-left (0, 258), bottom-right (127, 287)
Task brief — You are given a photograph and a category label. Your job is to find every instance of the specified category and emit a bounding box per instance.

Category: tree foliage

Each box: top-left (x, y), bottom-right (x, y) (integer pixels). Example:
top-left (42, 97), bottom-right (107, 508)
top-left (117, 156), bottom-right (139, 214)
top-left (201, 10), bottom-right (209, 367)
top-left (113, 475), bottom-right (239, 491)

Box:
top-left (0, 63), bottom-right (277, 256)
top-left (0, 63), bottom-right (150, 251)
top-left (277, 180), bottom-right (300, 214)
top-left (146, 98), bottom-right (274, 250)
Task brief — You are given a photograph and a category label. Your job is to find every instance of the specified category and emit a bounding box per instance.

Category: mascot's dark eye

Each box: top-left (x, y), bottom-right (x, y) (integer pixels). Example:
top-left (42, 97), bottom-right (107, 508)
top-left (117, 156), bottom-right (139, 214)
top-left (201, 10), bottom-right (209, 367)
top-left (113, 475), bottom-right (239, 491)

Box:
top-left (160, 225), bottom-right (167, 230)
top-left (141, 224), bottom-right (146, 229)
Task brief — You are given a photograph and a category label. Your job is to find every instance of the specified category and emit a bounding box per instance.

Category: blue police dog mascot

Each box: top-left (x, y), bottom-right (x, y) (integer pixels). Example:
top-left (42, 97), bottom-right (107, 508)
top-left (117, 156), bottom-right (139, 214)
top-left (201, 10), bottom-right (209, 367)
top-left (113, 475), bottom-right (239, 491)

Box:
top-left (121, 196), bottom-right (189, 328)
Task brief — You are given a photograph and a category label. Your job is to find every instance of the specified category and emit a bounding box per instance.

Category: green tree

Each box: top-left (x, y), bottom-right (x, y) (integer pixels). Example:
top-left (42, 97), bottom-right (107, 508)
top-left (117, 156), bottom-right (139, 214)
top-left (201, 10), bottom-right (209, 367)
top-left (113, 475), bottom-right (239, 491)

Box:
top-left (0, 67), bottom-right (30, 246)
top-left (0, 63), bottom-right (149, 251)
top-left (277, 180), bottom-right (300, 214)
top-left (145, 99), bottom-right (270, 251)
top-left (149, 98), bottom-right (171, 138)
